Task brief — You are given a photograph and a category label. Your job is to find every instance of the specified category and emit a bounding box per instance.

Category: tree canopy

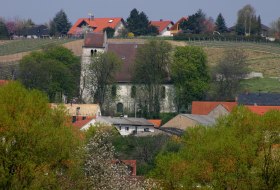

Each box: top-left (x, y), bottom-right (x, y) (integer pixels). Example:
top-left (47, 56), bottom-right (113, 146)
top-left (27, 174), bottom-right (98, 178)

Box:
top-left (171, 46), bottom-right (210, 112)
top-left (50, 9), bottom-right (72, 36)
top-left (215, 13), bottom-right (228, 33)
top-left (0, 20), bottom-right (9, 39)
top-left (180, 9), bottom-right (206, 34)
top-left (0, 82), bottom-right (81, 189)
top-left (19, 45), bottom-right (80, 102)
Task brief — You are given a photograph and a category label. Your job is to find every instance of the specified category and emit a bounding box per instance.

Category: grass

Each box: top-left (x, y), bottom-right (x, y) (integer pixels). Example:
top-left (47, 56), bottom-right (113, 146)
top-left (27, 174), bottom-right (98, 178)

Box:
top-left (241, 77), bottom-right (280, 93)
top-left (0, 38), bottom-right (75, 56)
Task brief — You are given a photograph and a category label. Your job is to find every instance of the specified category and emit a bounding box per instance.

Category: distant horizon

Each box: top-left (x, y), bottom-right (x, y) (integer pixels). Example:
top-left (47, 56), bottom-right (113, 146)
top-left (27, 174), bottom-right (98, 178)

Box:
top-left (1, 0), bottom-right (280, 27)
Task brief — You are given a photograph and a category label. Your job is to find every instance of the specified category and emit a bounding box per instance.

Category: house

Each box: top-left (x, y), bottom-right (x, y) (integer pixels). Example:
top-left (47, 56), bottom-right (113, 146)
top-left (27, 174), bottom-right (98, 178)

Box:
top-left (237, 93), bottom-right (280, 106)
top-left (148, 119), bottom-right (162, 128)
top-left (96, 116), bottom-right (155, 136)
top-left (25, 25), bottom-right (50, 38)
top-left (80, 32), bottom-right (176, 113)
top-left (170, 17), bottom-right (188, 36)
top-left (228, 24), bottom-right (270, 37)
top-left (246, 106), bottom-right (280, 115)
top-left (68, 17), bottom-right (126, 37)
top-left (51, 103), bottom-right (101, 117)
top-left (71, 116), bottom-right (96, 130)
top-left (150, 20), bottom-right (174, 36)
top-left (192, 101), bottom-right (237, 118)
top-left (161, 114), bottom-right (216, 130)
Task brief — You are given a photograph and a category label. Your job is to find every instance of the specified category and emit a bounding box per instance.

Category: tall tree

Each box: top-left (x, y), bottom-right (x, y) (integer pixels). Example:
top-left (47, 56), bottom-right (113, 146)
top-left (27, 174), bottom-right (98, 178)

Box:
top-left (50, 9), bottom-right (72, 36)
top-left (19, 45), bottom-right (80, 102)
top-left (270, 17), bottom-right (280, 38)
top-left (87, 52), bottom-right (122, 111)
top-left (0, 82), bottom-right (81, 189)
top-left (133, 40), bottom-right (172, 118)
top-left (215, 13), bottom-right (228, 33)
top-left (180, 9), bottom-right (206, 34)
top-left (236, 4), bottom-right (256, 35)
top-left (211, 48), bottom-right (249, 101)
top-left (171, 46), bottom-right (210, 112)
top-left (0, 20), bottom-right (9, 39)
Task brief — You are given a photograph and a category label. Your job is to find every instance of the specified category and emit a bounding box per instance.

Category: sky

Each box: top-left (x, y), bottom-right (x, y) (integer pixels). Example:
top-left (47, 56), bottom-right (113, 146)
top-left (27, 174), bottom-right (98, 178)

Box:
top-left (1, 0), bottom-right (280, 26)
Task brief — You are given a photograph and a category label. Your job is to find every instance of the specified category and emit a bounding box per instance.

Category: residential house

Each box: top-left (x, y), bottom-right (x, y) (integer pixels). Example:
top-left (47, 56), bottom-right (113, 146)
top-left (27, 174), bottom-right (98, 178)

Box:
top-left (150, 20), bottom-right (174, 36)
top-left (25, 25), bottom-right (50, 38)
top-left (148, 119), bottom-right (162, 128)
top-left (237, 93), bottom-right (280, 106)
top-left (246, 106), bottom-right (280, 115)
top-left (161, 114), bottom-right (216, 130)
top-left (192, 101), bottom-right (237, 118)
top-left (170, 17), bottom-right (188, 36)
top-left (96, 116), bottom-right (155, 136)
top-left (228, 24), bottom-right (270, 37)
top-left (68, 17), bottom-right (126, 37)
top-left (80, 32), bottom-right (176, 113)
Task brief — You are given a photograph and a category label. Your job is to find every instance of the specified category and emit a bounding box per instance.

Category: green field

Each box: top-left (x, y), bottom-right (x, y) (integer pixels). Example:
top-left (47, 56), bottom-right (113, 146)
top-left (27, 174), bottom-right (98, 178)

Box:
top-left (241, 77), bottom-right (280, 93)
top-left (0, 38), bottom-right (75, 56)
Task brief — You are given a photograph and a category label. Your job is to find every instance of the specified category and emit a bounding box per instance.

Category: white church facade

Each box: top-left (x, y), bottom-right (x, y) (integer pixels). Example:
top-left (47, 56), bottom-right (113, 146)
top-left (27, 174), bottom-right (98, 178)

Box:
top-left (80, 32), bottom-right (176, 114)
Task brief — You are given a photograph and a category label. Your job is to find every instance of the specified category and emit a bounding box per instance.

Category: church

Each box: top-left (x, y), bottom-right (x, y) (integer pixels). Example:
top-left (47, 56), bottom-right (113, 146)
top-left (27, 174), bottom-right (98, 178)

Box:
top-left (80, 32), bottom-right (175, 115)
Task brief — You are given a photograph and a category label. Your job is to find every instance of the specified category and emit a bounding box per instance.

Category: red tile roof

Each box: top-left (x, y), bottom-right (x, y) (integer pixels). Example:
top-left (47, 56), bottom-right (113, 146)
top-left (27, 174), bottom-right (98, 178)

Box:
top-left (71, 116), bottom-right (95, 129)
top-left (246, 106), bottom-right (280, 115)
top-left (68, 17), bottom-right (124, 35)
top-left (150, 20), bottom-right (173, 33)
top-left (192, 101), bottom-right (237, 115)
top-left (0, 80), bottom-right (9, 86)
top-left (148, 119), bottom-right (162, 128)
top-left (84, 32), bottom-right (105, 48)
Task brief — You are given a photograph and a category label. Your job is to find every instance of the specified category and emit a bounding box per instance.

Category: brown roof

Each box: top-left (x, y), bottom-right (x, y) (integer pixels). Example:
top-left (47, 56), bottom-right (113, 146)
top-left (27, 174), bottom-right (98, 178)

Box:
top-left (170, 17), bottom-right (188, 31)
top-left (246, 106), bottom-right (280, 115)
top-left (51, 104), bottom-right (101, 116)
top-left (150, 20), bottom-right (173, 33)
top-left (84, 32), bottom-right (106, 48)
top-left (107, 43), bottom-right (143, 82)
top-left (192, 101), bottom-right (237, 115)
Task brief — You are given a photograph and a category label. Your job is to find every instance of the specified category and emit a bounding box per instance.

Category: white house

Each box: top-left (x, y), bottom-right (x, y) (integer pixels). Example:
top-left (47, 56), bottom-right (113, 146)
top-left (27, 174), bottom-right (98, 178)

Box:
top-left (150, 20), bottom-right (174, 36)
top-left (96, 116), bottom-right (155, 136)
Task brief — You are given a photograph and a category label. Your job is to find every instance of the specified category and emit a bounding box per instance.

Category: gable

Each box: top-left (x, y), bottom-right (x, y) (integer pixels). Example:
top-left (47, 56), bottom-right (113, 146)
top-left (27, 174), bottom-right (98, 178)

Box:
top-left (192, 101), bottom-right (237, 115)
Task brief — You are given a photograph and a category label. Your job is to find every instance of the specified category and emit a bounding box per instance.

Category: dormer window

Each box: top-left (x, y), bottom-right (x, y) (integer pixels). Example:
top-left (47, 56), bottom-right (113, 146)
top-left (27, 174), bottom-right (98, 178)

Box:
top-left (108, 19), bottom-right (113, 23)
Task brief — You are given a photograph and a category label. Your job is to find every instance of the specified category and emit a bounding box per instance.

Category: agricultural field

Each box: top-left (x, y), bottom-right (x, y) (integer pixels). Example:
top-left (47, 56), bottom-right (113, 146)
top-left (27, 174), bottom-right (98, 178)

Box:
top-left (241, 77), bottom-right (280, 93)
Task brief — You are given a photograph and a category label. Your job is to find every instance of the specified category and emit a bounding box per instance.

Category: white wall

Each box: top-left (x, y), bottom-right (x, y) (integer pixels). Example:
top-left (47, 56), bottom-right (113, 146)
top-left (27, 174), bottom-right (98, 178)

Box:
top-left (114, 21), bottom-right (125, 37)
top-left (117, 125), bottom-right (155, 136)
top-left (159, 23), bottom-right (173, 36)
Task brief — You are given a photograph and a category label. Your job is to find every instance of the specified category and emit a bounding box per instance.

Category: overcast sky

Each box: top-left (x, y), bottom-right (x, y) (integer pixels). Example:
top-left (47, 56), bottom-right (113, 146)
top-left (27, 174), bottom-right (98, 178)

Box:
top-left (1, 0), bottom-right (279, 26)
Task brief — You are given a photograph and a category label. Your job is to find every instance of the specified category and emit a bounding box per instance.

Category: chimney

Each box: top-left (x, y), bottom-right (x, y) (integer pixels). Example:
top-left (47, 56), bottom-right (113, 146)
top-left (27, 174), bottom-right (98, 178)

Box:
top-left (160, 19), bottom-right (163, 22)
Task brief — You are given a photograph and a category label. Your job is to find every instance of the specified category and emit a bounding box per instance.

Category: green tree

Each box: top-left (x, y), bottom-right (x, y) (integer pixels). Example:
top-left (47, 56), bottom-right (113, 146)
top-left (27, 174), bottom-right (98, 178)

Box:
top-left (103, 27), bottom-right (115, 38)
top-left (50, 9), bottom-right (72, 36)
top-left (215, 13), bottom-right (228, 33)
top-left (171, 46), bottom-right (210, 112)
top-left (133, 40), bottom-right (172, 118)
top-left (19, 45), bottom-right (80, 102)
top-left (0, 20), bottom-right (9, 39)
top-left (180, 9), bottom-right (206, 34)
top-left (0, 82), bottom-right (81, 189)
top-left (151, 107), bottom-right (280, 189)
top-left (211, 48), bottom-right (249, 101)
top-left (87, 52), bottom-right (122, 112)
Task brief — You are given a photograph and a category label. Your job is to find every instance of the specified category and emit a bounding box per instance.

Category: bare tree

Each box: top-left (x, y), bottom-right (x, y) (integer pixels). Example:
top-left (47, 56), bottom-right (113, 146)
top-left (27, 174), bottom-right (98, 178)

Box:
top-left (236, 4), bottom-right (256, 36)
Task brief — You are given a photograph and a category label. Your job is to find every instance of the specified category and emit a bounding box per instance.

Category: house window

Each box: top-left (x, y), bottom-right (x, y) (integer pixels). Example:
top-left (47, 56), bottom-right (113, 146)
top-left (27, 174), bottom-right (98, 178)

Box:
top-left (144, 128), bottom-right (150, 132)
top-left (117, 102), bottom-right (124, 113)
top-left (111, 84), bottom-right (117, 98)
top-left (125, 127), bottom-right (129, 131)
top-left (90, 49), bottom-right (97, 57)
top-left (161, 86), bottom-right (166, 99)
top-left (131, 85), bottom-right (136, 98)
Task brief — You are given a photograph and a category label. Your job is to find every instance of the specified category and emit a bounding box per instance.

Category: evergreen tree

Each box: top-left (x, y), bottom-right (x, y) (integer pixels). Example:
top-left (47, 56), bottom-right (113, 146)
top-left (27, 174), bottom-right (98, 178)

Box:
top-left (127, 8), bottom-right (141, 35)
top-left (257, 15), bottom-right (262, 35)
top-left (215, 13), bottom-right (228, 33)
top-left (180, 9), bottom-right (206, 34)
top-left (0, 20), bottom-right (9, 39)
top-left (50, 9), bottom-right (72, 36)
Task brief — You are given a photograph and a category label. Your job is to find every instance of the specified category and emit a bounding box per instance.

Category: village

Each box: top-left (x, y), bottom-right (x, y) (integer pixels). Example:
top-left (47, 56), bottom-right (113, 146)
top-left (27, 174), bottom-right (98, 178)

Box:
top-left (1, 2), bottom-right (280, 190)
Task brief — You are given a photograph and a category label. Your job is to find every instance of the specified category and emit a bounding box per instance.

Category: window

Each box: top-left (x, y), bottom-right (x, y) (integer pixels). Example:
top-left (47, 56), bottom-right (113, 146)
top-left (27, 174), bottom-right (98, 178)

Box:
top-left (111, 84), bottom-right (117, 98)
top-left (117, 102), bottom-right (124, 113)
top-left (125, 127), bottom-right (129, 131)
top-left (144, 128), bottom-right (150, 132)
top-left (161, 86), bottom-right (166, 99)
top-left (131, 85), bottom-right (136, 98)
top-left (90, 49), bottom-right (97, 57)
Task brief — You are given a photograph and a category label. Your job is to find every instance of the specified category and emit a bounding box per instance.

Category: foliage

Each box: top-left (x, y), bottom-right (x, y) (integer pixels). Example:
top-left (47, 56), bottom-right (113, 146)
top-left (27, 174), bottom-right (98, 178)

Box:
top-left (160, 112), bottom-right (178, 125)
top-left (270, 17), bottom-right (280, 38)
top-left (50, 9), bottom-right (72, 36)
top-left (83, 125), bottom-right (153, 189)
top-left (151, 107), bottom-right (280, 189)
top-left (0, 20), bottom-right (9, 39)
top-left (171, 46), bottom-right (210, 112)
top-left (211, 48), bottom-right (249, 101)
top-left (19, 45), bottom-right (80, 102)
top-left (241, 77), bottom-right (280, 93)
top-left (0, 82), bottom-right (81, 189)
top-left (86, 52), bottom-right (122, 112)
top-left (215, 13), bottom-right (228, 33)
top-left (180, 9), bottom-right (206, 34)
top-left (133, 40), bottom-right (172, 118)
top-left (235, 4), bottom-right (261, 36)
top-left (103, 27), bottom-right (115, 38)
top-left (126, 8), bottom-right (156, 36)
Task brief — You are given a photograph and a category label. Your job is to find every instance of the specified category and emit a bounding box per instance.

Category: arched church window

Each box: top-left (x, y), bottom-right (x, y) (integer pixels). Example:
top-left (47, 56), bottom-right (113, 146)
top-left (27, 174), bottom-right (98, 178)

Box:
top-left (117, 102), bottom-right (124, 113)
